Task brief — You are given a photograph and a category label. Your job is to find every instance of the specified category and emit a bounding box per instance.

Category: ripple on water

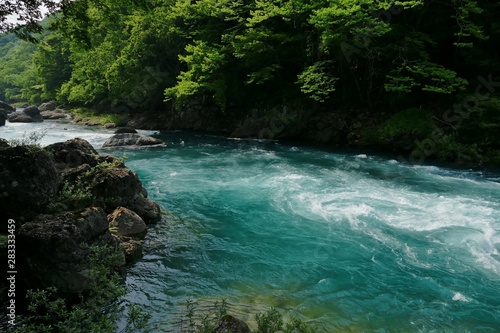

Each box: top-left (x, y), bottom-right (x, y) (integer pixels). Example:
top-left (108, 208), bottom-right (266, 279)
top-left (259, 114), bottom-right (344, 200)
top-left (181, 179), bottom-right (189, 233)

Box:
top-left (3, 125), bottom-right (499, 332)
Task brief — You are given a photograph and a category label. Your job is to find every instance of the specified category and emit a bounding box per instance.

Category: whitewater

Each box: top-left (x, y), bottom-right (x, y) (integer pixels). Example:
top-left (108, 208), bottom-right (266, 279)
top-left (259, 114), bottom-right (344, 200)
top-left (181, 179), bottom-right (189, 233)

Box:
top-left (2, 120), bottom-right (499, 332)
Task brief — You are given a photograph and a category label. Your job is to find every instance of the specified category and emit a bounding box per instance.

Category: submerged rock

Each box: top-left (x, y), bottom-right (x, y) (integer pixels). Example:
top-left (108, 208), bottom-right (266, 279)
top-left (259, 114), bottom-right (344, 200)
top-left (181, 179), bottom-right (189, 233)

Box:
top-left (8, 106), bottom-right (43, 123)
top-left (17, 207), bottom-right (125, 294)
top-left (102, 133), bottom-right (164, 148)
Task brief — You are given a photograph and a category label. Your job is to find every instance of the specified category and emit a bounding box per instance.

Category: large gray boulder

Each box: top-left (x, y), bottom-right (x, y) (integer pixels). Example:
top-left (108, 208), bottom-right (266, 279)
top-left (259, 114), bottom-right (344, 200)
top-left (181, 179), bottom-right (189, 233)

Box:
top-left (127, 197), bottom-right (162, 224)
top-left (0, 143), bottom-right (60, 224)
top-left (102, 133), bottom-right (164, 148)
top-left (8, 106), bottom-right (43, 123)
top-left (17, 207), bottom-right (125, 294)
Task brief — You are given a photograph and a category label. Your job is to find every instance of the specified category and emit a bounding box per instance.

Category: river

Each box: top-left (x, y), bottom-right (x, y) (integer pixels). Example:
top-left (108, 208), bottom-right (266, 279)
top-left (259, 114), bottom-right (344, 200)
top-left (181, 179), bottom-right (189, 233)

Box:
top-left (1, 120), bottom-right (499, 332)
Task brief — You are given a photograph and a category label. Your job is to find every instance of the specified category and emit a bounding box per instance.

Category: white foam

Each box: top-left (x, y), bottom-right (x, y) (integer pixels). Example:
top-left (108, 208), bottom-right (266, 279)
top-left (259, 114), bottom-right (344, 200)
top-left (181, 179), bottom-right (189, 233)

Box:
top-left (452, 292), bottom-right (471, 302)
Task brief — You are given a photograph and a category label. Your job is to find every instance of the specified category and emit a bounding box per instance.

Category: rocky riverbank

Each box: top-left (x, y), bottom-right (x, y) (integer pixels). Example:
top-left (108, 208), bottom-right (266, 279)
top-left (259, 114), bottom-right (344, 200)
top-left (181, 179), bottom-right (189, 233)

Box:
top-left (0, 137), bottom-right (161, 302)
top-left (124, 103), bottom-right (500, 168)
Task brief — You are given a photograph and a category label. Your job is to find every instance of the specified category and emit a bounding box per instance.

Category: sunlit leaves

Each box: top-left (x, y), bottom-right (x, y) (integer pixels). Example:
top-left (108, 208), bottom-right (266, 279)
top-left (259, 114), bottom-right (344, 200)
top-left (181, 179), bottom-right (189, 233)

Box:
top-left (385, 61), bottom-right (468, 94)
top-left (297, 61), bottom-right (338, 102)
top-left (165, 40), bottom-right (227, 108)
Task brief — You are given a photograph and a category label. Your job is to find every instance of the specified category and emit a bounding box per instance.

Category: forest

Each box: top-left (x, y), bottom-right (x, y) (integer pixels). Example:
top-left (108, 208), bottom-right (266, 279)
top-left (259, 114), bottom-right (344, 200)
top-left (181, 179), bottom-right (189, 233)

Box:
top-left (1, 0), bottom-right (499, 165)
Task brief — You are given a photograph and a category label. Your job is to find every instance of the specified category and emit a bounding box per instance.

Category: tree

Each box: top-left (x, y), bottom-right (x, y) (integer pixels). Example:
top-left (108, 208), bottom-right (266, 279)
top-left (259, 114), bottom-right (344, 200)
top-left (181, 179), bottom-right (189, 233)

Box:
top-left (0, 0), bottom-right (71, 41)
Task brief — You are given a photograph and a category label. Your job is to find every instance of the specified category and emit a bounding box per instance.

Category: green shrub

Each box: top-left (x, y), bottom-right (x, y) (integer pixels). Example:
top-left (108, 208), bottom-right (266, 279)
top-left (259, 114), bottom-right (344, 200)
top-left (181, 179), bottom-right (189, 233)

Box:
top-left (71, 107), bottom-right (130, 126)
top-left (14, 245), bottom-right (150, 333)
top-left (8, 130), bottom-right (46, 148)
top-left (379, 108), bottom-right (434, 139)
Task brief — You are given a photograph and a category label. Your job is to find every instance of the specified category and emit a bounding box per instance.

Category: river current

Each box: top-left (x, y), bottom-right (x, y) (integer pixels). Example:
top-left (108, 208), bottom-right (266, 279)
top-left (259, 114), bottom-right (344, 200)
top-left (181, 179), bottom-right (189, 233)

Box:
top-left (1, 120), bottom-right (499, 332)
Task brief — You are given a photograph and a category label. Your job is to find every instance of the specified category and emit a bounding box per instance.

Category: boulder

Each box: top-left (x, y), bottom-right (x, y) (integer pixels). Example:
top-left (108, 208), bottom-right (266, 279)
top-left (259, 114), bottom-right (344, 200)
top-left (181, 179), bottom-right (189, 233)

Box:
top-left (41, 109), bottom-right (69, 120)
top-left (214, 315), bottom-right (251, 333)
top-left (114, 127), bottom-right (137, 134)
top-left (0, 100), bottom-right (15, 113)
top-left (38, 101), bottom-right (57, 112)
top-left (46, 138), bottom-right (100, 171)
top-left (104, 122), bottom-right (116, 129)
top-left (127, 197), bottom-right (162, 224)
top-left (102, 133), bottom-right (164, 148)
top-left (8, 108), bottom-right (43, 123)
top-left (108, 207), bottom-right (147, 238)
top-left (0, 143), bottom-right (60, 224)
top-left (116, 236), bottom-right (143, 264)
top-left (90, 167), bottom-right (145, 210)
top-left (17, 207), bottom-right (125, 294)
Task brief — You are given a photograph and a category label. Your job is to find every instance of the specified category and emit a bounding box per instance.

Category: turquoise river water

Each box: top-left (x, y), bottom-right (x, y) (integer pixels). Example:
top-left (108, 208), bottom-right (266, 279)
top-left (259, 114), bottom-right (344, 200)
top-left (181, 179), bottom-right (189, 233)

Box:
top-left (1, 120), bottom-right (499, 332)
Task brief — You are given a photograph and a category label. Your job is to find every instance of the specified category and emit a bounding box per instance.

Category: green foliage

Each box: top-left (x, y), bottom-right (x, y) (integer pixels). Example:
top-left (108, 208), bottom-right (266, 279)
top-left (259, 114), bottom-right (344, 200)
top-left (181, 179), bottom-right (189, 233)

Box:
top-left (434, 134), bottom-right (480, 162)
top-left (0, 34), bottom-right (37, 102)
top-left (71, 107), bottom-right (130, 126)
top-left (0, 234), bottom-right (7, 247)
top-left (165, 40), bottom-right (227, 109)
top-left (1, 0), bottom-right (499, 163)
top-left (14, 245), bottom-right (149, 333)
top-left (297, 61), bottom-right (338, 102)
top-left (255, 308), bottom-right (315, 333)
top-left (166, 302), bottom-right (316, 333)
top-left (379, 108), bottom-right (433, 139)
top-left (255, 308), bottom-right (283, 333)
top-left (48, 156), bottom-right (126, 212)
top-left (385, 61), bottom-right (468, 94)
top-left (55, 180), bottom-right (96, 211)
top-left (172, 298), bottom-right (229, 333)
top-left (32, 33), bottom-right (72, 101)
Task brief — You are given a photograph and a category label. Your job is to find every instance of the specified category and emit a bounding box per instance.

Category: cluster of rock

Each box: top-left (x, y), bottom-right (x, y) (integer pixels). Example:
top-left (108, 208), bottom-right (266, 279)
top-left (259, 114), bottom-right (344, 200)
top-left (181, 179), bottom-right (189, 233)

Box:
top-left (0, 100), bottom-right (69, 126)
top-left (0, 137), bottom-right (161, 295)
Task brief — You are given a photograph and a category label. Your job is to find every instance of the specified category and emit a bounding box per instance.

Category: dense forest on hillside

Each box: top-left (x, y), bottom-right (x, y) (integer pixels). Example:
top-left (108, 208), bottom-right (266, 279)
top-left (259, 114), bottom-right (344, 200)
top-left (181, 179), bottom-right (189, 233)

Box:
top-left (1, 0), bottom-right (499, 165)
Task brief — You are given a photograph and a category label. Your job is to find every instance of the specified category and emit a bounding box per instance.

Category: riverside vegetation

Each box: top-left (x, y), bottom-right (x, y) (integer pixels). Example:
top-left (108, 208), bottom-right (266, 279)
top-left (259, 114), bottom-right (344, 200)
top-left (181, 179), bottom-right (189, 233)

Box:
top-left (0, 0), bottom-right (499, 166)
